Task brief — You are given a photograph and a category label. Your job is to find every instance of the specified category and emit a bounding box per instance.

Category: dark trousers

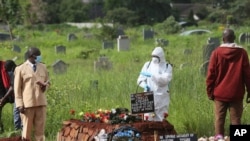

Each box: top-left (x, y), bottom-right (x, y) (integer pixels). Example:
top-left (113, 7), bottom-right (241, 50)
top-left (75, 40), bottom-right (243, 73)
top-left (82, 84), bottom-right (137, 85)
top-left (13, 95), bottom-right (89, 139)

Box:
top-left (214, 100), bottom-right (243, 136)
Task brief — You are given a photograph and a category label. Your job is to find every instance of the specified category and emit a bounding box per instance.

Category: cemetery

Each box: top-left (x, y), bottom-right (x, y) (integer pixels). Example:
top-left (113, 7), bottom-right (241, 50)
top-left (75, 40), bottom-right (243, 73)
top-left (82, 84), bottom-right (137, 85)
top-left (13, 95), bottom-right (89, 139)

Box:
top-left (0, 0), bottom-right (250, 141)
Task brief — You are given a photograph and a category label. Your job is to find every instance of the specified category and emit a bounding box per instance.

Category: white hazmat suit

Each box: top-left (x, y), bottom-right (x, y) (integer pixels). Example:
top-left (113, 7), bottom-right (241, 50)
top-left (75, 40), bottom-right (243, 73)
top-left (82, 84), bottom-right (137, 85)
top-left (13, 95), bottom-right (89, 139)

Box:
top-left (137, 47), bottom-right (172, 121)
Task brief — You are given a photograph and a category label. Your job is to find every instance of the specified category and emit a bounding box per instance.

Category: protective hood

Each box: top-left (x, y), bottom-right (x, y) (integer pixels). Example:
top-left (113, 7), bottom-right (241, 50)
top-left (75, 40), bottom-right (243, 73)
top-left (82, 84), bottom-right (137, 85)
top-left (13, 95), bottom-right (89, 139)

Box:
top-left (219, 43), bottom-right (243, 61)
top-left (151, 47), bottom-right (166, 63)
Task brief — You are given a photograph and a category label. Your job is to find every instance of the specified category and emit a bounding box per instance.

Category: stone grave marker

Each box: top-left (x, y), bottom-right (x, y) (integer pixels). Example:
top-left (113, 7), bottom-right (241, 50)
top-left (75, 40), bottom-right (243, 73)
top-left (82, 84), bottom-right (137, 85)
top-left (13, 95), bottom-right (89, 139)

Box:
top-left (117, 28), bottom-right (125, 37)
top-left (183, 49), bottom-right (192, 55)
top-left (94, 56), bottom-right (112, 72)
top-left (52, 60), bottom-right (67, 74)
top-left (207, 37), bottom-right (220, 45)
top-left (55, 45), bottom-right (66, 54)
top-left (143, 28), bottom-right (154, 40)
top-left (0, 33), bottom-right (11, 41)
top-left (12, 45), bottom-right (21, 53)
top-left (203, 37), bottom-right (220, 62)
top-left (239, 32), bottom-right (250, 44)
top-left (102, 41), bottom-right (114, 49)
top-left (90, 80), bottom-right (98, 90)
top-left (200, 60), bottom-right (209, 76)
top-left (117, 35), bottom-right (130, 51)
top-left (67, 33), bottom-right (77, 41)
top-left (24, 50), bottom-right (29, 61)
top-left (155, 38), bottom-right (168, 47)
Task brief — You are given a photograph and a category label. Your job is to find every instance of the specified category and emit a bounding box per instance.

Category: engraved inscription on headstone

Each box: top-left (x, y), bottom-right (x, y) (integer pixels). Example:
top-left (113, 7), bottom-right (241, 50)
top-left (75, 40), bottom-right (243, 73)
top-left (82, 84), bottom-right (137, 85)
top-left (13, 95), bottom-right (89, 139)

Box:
top-left (130, 91), bottom-right (154, 114)
top-left (160, 134), bottom-right (197, 141)
top-left (117, 35), bottom-right (130, 51)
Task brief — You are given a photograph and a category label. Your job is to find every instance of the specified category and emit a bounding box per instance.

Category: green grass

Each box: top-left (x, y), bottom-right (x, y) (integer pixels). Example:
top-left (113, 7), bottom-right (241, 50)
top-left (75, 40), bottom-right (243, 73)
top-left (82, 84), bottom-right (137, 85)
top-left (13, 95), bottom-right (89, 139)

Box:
top-left (1, 23), bottom-right (250, 140)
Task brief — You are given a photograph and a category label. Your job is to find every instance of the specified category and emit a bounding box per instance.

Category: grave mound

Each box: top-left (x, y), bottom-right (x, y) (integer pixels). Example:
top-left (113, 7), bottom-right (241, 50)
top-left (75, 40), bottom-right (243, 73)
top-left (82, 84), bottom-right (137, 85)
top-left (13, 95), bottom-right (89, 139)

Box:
top-left (57, 119), bottom-right (177, 141)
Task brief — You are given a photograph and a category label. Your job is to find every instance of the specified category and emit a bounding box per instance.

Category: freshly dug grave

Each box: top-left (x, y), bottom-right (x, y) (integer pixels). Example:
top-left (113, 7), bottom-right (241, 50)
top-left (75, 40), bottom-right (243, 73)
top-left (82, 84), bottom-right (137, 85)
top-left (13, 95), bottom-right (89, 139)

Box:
top-left (57, 119), bottom-right (177, 141)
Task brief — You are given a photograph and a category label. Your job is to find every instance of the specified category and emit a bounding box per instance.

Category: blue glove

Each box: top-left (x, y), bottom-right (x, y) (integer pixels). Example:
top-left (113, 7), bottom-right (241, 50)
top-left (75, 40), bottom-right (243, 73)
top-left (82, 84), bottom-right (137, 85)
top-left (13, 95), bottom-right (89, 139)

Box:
top-left (144, 85), bottom-right (150, 92)
top-left (140, 72), bottom-right (151, 77)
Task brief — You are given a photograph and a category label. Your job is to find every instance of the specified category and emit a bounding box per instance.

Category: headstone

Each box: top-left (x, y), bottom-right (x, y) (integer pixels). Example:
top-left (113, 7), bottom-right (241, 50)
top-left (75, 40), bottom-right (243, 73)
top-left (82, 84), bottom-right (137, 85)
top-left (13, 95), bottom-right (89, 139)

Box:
top-left (55, 45), bottom-right (66, 54)
top-left (67, 33), bottom-right (77, 41)
top-left (83, 33), bottom-right (93, 39)
top-left (200, 60), bottom-right (209, 76)
top-left (90, 80), bottom-right (98, 90)
top-left (52, 60), bottom-right (67, 74)
top-left (207, 37), bottom-right (220, 45)
top-left (130, 91), bottom-right (154, 114)
top-left (94, 56), bottom-right (112, 71)
top-left (24, 50), bottom-right (29, 61)
top-left (117, 28), bottom-right (125, 37)
top-left (203, 37), bottom-right (220, 62)
top-left (0, 33), bottom-right (11, 41)
top-left (183, 49), bottom-right (192, 55)
top-left (179, 63), bottom-right (190, 70)
top-left (102, 41), bottom-right (114, 49)
top-left (160, 134), bottom-right (197, 141)
top-left (12, 45), bottom-right (21, 53)
top-left (143, 28), bottom-right (154, 40)
top-left (117, 35), bottom-right (130, 51)
top-left (239, 33), bottom-right (250, 44)
top-left (155, 38), bottom-right (168, 47)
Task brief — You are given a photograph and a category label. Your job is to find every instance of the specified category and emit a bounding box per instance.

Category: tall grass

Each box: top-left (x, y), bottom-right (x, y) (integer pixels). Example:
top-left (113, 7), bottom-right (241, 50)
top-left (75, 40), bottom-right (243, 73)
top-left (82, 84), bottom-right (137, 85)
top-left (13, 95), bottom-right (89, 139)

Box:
top-left (1, 23), bottom-right (250, 140)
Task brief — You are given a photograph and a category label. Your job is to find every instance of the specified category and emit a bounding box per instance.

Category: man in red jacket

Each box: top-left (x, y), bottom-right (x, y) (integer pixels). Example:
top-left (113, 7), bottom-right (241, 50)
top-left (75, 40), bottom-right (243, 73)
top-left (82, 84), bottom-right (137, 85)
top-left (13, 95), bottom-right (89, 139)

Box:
top-left (206, 28), bottom-right (250, 140)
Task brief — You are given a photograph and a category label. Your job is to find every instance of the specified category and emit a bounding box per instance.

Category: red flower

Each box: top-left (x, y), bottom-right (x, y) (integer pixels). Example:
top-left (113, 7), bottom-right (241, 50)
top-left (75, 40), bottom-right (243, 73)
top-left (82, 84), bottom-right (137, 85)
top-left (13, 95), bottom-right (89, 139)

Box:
top-left (164, 113), bottom-right (168, 118)
top-left (70, 109), bottom-right (75, 115)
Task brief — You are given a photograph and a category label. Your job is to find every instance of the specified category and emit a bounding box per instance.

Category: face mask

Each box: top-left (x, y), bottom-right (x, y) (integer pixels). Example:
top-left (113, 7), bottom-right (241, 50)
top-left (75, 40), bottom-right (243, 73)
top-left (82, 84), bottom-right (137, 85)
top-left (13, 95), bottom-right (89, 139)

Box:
top-left (35, 55), bottom-right (42, 63)
top-left (152, 57), bottom-right (160, 64)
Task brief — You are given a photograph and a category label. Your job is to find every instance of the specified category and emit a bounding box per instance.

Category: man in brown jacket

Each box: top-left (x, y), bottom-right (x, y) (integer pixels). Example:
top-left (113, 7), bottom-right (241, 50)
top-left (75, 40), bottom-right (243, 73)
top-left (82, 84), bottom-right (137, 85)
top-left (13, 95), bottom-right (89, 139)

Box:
top-left (14, 47), bottom-right (50, 141)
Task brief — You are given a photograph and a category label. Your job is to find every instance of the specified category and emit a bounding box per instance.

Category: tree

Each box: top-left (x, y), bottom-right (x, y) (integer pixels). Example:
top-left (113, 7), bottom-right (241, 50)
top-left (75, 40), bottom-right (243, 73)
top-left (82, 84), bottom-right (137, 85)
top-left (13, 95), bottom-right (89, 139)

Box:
top-left (104, 0), bottom-right (172, 26)
top-left (0, 0), bottom-right (22, 40)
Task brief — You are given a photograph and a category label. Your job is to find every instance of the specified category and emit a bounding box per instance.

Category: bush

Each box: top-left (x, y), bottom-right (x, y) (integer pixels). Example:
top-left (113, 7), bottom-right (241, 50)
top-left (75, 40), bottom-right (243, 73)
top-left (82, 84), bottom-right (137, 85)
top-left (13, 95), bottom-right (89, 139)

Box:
top-left (154, 16), bottom-right (181, 34)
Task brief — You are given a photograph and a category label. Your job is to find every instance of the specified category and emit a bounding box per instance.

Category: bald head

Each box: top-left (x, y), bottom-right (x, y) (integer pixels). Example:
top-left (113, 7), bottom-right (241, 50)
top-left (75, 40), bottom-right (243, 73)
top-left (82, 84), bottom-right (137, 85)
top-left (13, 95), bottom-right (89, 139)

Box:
top-left (223, 28), bottom-right (235, 43)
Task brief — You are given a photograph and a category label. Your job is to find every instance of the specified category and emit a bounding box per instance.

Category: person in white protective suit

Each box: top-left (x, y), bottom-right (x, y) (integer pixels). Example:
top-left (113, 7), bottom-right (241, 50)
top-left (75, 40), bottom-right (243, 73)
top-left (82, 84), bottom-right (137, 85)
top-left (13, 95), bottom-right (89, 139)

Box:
top-left (137, 47), bottom-right (172, 121)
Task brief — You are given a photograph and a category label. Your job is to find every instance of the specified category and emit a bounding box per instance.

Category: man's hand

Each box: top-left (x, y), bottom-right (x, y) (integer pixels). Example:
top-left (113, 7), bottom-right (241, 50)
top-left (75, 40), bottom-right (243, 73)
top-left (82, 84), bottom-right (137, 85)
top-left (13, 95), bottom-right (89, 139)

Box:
top-left (0, 98), bottom-right (5, 107)
top-left (36, 80), bottom-right (48, 92)
top-left (208, 95), bottom-right (214, 101)
top-left (18, 106), bottom-right (25, 114)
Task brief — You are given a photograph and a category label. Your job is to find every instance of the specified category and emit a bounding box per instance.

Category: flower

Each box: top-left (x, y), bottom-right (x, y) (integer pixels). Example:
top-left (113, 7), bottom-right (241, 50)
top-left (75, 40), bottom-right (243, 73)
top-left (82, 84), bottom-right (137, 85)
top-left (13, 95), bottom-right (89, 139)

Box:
top-left (78, 108), bottom-right (142, 124)
top-left (70, 109), bottom-right (75, 115)
top-left (164, 113), bottom-right (168, 118)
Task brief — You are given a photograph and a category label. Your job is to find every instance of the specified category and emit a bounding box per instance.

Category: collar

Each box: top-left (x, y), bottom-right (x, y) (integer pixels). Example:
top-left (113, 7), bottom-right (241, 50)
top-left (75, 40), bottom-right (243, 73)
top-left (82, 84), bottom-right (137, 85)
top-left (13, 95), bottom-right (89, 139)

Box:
top-left (27, 60), bottom-right (36, 68)
top-left (220, 43), bottom-right (242, 48)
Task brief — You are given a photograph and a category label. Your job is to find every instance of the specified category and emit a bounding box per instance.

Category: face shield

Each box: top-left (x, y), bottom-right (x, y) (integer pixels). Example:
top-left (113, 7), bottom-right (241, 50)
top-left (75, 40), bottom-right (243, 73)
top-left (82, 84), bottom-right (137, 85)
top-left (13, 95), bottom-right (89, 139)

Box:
top-left (151, 55), bottom-right (160, 64)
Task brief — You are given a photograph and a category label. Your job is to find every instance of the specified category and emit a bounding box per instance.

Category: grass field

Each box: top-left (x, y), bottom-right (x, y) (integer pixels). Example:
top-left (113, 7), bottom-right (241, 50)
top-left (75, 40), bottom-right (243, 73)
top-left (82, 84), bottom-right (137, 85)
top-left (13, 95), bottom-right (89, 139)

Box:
top-left (1, 23), bottom-right (250, 140)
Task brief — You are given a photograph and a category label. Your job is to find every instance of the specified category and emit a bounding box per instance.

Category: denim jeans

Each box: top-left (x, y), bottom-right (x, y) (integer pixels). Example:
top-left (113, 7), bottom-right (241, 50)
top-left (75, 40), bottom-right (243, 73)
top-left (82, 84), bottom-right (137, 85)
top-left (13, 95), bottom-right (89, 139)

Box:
top-left (13, 103), bottom-right (22, 130)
